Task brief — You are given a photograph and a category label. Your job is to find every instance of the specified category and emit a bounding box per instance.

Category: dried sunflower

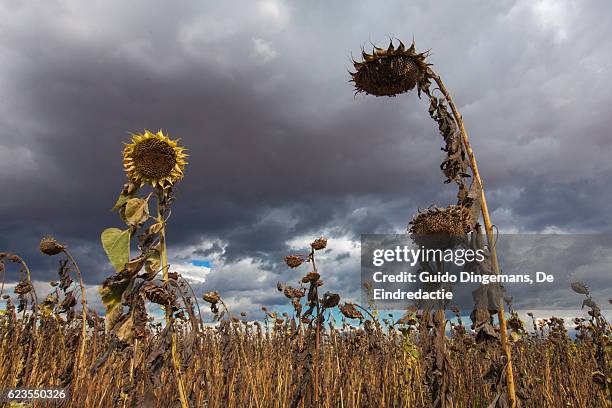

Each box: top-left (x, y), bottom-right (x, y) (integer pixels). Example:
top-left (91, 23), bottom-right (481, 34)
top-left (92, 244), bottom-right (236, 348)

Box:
top-left (310, 238), bottom-right (327, 251)
top-left (339, 303), bottom-right (363, 320)
top-left (409, 205), bottom-right (473, 249)
top-left (202, 291), bottom-right (220, 304)
top-left (301, 271), bottom-right (320, 284)
top-left (123, 130), bottom-right (187, 189)
top-left (350, 40), bottom-right (431, 97)
top-left (39, 235), bottom-right (65, 256)
top-left (284, 255), bottom-right (304, 269)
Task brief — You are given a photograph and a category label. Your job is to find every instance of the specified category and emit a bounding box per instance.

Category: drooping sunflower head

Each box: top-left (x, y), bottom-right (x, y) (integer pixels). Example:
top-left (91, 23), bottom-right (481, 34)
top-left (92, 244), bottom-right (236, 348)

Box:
top-left (350, 40), bottom-right (431, 97)
top-left (408, 205), bottom-right (474, 249)
top-left (123, 130), bottom-right (187, 189)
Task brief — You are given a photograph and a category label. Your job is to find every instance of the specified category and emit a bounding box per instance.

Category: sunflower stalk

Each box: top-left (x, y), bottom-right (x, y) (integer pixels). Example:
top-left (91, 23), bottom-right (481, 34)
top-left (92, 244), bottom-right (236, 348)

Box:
top-left (429, 70), bottom-right (517, 408)
top-left (62, 248), bottom-right (88, 372)
top-left (157, 189), bottom-right (189, 408)
top-left (350, 40), bottom-right (517, 408)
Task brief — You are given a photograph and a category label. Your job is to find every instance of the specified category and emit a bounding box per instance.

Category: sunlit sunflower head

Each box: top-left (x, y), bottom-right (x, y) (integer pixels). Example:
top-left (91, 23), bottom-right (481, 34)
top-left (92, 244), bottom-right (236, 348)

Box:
top-left (123, 130), bottom-right (187, 189)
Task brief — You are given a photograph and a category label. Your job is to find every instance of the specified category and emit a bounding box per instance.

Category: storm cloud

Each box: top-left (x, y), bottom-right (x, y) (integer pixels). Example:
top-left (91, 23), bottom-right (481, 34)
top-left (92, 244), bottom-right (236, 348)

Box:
top-left (1, 0), bottom-right (611, 316)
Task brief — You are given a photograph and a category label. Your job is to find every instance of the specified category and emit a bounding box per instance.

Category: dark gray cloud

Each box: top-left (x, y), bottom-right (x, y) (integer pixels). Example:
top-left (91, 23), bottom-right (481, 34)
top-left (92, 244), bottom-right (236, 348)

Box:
top-left (1, 0), bottom-right (611, 315)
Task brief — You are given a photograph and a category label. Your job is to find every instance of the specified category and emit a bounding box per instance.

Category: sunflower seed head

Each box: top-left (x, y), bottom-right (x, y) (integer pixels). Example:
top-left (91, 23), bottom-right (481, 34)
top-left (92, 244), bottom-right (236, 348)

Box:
top-left (570, 281), bottom-right (589, 296)
top-left (301, 271), bottom-right (321, 284)
top-left (339, 303), bottom-right (363, 320)
top-left (39, 235), bottom-right (65, 256)
top-left (351, 40), bottom-right (431, 97)
top-left (311, 238), bottom-right (327, 251)
top-left (322, 292), bottom-right (340, 308)
top-left (202, 291), bottom-right (220, 304)
top-left (409, 205), bottom-right (474, 249)
top-left (284, 255), bottom-right (304, 269)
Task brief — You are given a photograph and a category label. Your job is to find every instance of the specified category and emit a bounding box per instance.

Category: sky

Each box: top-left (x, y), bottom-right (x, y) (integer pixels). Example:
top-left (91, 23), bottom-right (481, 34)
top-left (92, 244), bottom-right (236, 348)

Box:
top-left (1, 0), bottom-right (611, 318)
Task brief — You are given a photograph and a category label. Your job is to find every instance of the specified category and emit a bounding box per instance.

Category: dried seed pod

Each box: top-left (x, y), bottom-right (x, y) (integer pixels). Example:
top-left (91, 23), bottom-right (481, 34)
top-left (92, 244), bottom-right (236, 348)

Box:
top-left (397, 313), bottom-right (418, 325)
top-left (322, 292), bottom-right (340, 308)
top-left (409, 205), bottom-right (474, 249)
top-left (202, 291), bottom-right (220, 304)
top-left (507, 312), bottom-right (526, 333)
top-left (310, 238), bottom-right (327, 251)
top-left (339, 303), bottom-right (363, 320)
top-left (301, 271), bottom-right (321, 284)
top-left (14, 280), bottom-right (33, 295)
top-left (142, 282), bottom-right (176, 306)
top-left (284, 255), bottom-right (304, 269)
top-left (350, 40), bottom-right (431, 97)
top-left (570, 281), bottom-right (590, 296)
top-left (39, 235), bottom-right (65, 256)
top-left (283, 286), bottom-right (306, 299)
top-left (409, 205), bottom-right (473, 235)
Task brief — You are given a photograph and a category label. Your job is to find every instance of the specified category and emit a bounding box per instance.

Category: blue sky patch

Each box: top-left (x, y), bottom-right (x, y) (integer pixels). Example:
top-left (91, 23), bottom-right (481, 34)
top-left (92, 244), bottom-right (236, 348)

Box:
top-left (191, 259), bottom-right (212, 268)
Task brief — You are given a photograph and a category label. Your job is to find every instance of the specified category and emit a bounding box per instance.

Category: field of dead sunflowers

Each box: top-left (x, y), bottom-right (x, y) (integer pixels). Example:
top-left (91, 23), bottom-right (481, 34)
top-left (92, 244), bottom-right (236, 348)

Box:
top-left (0, 40), bottom-right (611, 408)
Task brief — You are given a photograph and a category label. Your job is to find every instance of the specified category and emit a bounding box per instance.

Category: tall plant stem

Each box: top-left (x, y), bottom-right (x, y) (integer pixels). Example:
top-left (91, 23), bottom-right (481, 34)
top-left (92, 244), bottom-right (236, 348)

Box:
top-left (63, 250), bottom-right (87, 370)
top-left (19, 258), bottom-right (38, 305)
top-left (310, 248), bottom-right (320, 405)
top-left (430, 71), bottom-right (517, 408)
top-left (157, 193), bottom-right (189, 408)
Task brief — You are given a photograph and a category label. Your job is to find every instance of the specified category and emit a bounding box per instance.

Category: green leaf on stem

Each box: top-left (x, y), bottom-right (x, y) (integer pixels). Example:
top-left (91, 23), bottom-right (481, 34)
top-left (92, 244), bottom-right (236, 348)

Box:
top-left (101, 228), bottom-right (131, 272)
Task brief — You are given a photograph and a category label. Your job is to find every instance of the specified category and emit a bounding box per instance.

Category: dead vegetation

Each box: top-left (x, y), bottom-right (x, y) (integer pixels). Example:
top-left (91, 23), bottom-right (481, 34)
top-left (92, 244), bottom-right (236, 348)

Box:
top-left (0, 242), bottom-right (611, 407)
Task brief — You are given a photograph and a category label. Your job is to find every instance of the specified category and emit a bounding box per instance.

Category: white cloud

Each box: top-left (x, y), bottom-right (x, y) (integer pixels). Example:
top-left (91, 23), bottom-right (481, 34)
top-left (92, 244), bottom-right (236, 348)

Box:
top-left (172, 262), bottom-right (211, 283)
top-left (257, 0), bottom-right (289, 31)
top-left (252, 37), bottom-right (278, 62)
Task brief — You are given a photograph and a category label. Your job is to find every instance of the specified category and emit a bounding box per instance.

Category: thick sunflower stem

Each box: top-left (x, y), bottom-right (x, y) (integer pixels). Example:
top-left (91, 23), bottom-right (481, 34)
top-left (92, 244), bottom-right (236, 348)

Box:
top-left (157, 193), bottom-right (189, 408)
top-left (430, 71), bottom-right (517, 408)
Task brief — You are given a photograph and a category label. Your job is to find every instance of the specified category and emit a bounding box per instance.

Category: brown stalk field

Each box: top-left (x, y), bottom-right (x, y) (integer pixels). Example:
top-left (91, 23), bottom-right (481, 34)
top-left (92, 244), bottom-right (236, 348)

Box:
top-left (1, 41), bottom-right (611, 407)
top-left (0, 261), bottom-right (610, 407)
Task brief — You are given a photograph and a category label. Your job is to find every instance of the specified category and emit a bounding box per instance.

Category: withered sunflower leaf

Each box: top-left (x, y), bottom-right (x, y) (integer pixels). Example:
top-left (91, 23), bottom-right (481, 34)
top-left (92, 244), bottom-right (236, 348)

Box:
top-left (111, 313), bottom-right (134, 342)
top-left (111, 192), bottom-right (132, 212)
top-left (124, 197), bottom-right (150, 227)
top-left (99, 274), bottom-right (131, 323)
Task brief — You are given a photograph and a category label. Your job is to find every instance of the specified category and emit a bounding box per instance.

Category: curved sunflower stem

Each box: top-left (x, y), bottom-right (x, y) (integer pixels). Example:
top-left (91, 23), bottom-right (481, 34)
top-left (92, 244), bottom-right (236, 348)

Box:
top-left (429, 70), bottom-right (517, 408)
top-left (157, 192), bottom-right (189, 408)
top-left (0, 260), bottom-right (5, 299)
top-left (19, 258), bottom-right (38, 306)
top-left (62, 249), bottom-right (88, 372)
